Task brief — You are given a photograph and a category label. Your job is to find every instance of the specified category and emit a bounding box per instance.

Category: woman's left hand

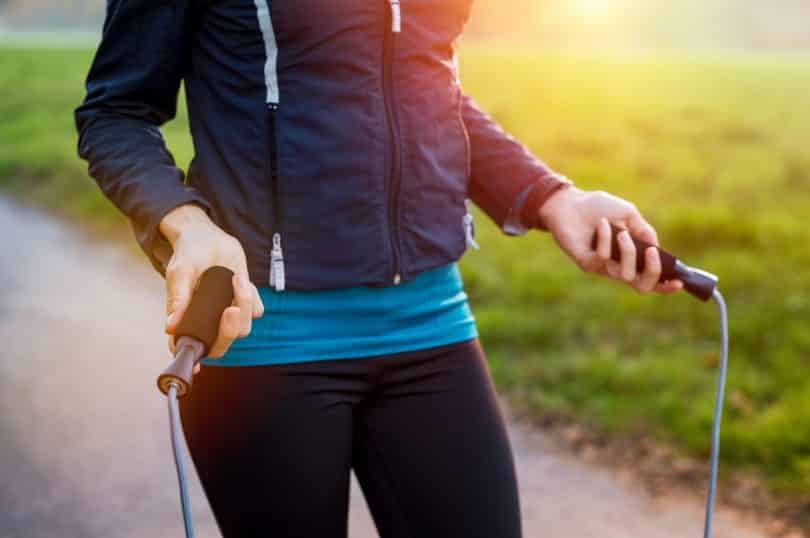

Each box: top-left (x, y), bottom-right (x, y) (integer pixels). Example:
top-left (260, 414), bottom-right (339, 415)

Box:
top-left (538, 186), bottom-right (683, 295)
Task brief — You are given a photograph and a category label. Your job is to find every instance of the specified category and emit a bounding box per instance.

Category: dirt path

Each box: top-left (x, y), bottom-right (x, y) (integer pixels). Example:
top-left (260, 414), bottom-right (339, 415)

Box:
top-left (0, 196), bottom-right (771, 538)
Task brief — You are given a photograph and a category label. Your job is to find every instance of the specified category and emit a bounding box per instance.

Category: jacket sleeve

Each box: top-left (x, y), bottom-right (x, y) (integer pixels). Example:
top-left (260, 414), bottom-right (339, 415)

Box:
top-left (462, 95), bottom-right (570, 235)
top-left (75, 0), bottom-right (210, 274)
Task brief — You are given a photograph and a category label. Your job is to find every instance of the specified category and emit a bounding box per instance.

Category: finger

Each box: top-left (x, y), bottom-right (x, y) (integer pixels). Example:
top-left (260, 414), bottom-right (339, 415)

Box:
top-left (635, 247), bottom-right (661, 294)
top-left (251, 285), bottom-right (264, 319)
top-left (577, 218), bottom-right (611, 274)
top-left (233, 273), bottom-right (253, 338)
top-left (193, 363), bottom-right (201, 375)
top-left (165, 264), bottom-right (198, 333)
top-left (168, 335), bottom-right (177, 355)
top-left (656, 279), bottom-right (684, 295)
top-left (605, 259), bottom-right (622, 280)
top-left (596, 217), bottom-right (612, 262)
top-left (626, 212), bottom-right (659, 246)
top-left (617, 230), bottom-right (637, 283)
top-left (207, 306), bottom-right (242, 359)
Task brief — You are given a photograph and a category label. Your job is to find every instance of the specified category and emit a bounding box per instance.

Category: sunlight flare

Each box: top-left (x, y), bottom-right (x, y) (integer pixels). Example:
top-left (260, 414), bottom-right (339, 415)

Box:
top-left (575, 0), bottom-right (616, 21)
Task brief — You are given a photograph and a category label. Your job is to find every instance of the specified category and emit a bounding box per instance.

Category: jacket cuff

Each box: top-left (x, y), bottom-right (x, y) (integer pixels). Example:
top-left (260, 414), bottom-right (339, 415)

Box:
top-left (503, 173), bottom-right (572, 236)
top-left (136, 187), bottom-right (212, 276)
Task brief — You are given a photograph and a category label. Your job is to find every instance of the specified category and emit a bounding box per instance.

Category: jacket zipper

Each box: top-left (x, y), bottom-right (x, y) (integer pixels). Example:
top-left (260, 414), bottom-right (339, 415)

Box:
top-left (267, 103), bottom-right (285, 291)
top-left (383, 0), bottom-right (403, 285)
top-left (464, 200), bottom-right (479, 250)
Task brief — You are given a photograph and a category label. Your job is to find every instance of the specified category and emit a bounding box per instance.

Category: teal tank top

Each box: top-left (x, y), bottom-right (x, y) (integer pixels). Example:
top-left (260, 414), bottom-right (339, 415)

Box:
top-left (202, 263), bottom-right (478, 366)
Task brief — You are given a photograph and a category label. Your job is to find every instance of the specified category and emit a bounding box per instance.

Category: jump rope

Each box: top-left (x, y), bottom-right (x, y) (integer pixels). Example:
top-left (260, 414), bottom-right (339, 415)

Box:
top-left (156, 225), bottom-right (727, 538)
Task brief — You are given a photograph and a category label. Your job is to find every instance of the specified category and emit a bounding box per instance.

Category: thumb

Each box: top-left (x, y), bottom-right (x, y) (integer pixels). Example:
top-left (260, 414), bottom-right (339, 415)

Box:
top-left (165, 264), bottom-right (198, 333)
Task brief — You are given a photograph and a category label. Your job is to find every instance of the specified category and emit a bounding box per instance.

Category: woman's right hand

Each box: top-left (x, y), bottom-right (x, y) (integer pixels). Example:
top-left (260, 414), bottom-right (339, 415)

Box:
top-left (159, 204), bottom-right (264, 360)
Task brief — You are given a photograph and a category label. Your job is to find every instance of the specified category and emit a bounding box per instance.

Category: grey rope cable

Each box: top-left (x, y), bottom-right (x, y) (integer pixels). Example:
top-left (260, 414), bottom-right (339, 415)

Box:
top-left (168, 384), bottom-right (195, 538)
top-left (161, 283), bottom-right (727, 538)
top-left (704, 289), bottom-right (729, 538)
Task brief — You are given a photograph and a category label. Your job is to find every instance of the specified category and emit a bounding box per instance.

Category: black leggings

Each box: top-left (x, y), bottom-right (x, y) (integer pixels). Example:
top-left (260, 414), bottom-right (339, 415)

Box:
top-left (180, 339), bottom-right (522, 538)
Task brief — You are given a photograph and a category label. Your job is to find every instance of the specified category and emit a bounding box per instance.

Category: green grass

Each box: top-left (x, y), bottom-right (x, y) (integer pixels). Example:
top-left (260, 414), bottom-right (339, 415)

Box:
top-left (2, 45), bottom-right (810, 508)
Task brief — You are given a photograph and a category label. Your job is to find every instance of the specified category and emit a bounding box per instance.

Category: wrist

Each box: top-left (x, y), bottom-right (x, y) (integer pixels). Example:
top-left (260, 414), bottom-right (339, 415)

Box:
top-left (536, 182), bottom-right (579, 229)
top-left (514, 174), bottom-right (574, 231)
top-left (159, 204), bottom-right (213, 246)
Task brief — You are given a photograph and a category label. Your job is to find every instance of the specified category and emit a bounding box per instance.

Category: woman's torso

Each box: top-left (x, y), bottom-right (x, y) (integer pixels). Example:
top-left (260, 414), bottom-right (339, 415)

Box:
top-left (177, 0), bottom-right (476, 290)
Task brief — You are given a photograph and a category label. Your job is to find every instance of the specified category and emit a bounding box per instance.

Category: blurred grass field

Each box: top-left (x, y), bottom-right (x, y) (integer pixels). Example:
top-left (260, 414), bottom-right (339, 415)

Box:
top-left (2, 45), bottom-right (810, 509)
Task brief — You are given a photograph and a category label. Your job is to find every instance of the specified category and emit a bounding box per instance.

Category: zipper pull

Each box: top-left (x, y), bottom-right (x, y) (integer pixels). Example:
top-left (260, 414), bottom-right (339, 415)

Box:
top-left (464, 212), bottom-right (480, 250)
top-left (269, 233), bottom-right (286, 291)
top-left (389, 0), bottom-right (401, 33)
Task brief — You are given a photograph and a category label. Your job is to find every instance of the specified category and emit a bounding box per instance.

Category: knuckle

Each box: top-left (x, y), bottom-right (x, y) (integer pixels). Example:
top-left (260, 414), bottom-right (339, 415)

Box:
top-left (224, 236), bottom-right (240, 253)
top-left (227, 234), bottom-right (242, 248)
top-left (223, 236), bottom-right (245, 260)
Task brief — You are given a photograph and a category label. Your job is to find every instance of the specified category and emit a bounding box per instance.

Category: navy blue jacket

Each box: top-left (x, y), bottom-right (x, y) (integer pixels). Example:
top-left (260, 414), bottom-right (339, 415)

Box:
top-left (76, 0), bottom-right (566, 290)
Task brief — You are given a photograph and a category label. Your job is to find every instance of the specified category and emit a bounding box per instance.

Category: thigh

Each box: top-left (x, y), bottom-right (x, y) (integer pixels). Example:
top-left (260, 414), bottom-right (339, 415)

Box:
top-left (180, 363), bottom-right (357, 538)
top-left (353, 340), bottom-right (522, 538)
